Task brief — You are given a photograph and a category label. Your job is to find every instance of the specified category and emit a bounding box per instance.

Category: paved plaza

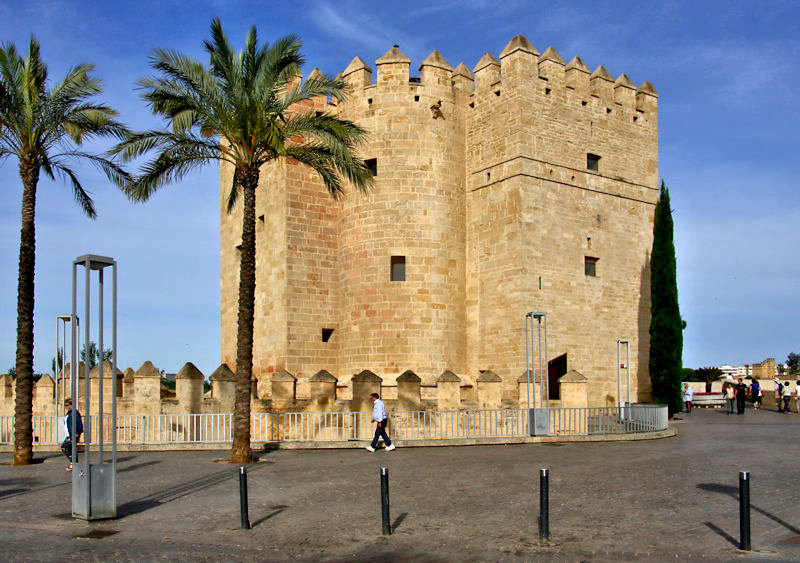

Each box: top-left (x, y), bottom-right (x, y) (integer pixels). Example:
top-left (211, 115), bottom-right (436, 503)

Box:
top-left (1, 406), bottom-right (799, 561)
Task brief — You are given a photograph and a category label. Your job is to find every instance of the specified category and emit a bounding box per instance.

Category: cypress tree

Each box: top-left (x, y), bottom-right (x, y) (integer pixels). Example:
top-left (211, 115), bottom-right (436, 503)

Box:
top-left (649, 181), bottom-right (683, 415)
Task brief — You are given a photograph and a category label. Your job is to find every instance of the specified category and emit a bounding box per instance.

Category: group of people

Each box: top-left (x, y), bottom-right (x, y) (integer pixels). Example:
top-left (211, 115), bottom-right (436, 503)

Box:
top-left (681, 378), bottom-right (800, 415)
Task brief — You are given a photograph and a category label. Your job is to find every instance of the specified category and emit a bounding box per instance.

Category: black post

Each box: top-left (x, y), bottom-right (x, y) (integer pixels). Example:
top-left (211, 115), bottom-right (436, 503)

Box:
top-left (381, 467), bottom-right (392, 535)
top-left (739, 471), bottom-right (750, 551)
top-left (539, 468), bottom-right (550, 540)
top-left (239, 466), bottom-right (251, 530)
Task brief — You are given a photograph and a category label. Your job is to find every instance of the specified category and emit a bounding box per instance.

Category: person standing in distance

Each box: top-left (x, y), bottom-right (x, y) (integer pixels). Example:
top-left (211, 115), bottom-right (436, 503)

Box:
top-left (365, 393), bottom-right (395, 452)
top-left (61, 398), bottom-right (83, 472)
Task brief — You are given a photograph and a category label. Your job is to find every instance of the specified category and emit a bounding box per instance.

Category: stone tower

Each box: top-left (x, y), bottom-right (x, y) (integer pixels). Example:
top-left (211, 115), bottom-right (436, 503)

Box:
top-left (219, 35), bottom-right (659, 405)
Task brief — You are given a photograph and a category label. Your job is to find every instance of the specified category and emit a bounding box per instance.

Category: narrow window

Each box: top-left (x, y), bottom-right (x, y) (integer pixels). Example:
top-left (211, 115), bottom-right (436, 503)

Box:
top-left (322, 328), bottom-right (334, 342)
top-left (414, 95), bottom-right (420, 102)
top-left (367, 98), bottom-right (373, 105)
top-left (258, 214), bottom-right (265, 222)
top-left (585, 256), bottom-right (598, 277)
top-left (545, 87), bottom-right (551, 95)
top-left (365, 158), bottom-right (377, 177)
top-left (390, 256), bottom-right (406, 281)
top-left (587, 153), bottom-right (600, 172)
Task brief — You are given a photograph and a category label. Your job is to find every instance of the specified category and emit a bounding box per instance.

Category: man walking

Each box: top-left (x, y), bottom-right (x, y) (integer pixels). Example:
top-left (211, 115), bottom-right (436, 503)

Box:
top-left (366, 393), bottom-right (395, 452)
top-left (735, 378), bottom-right (748, 415)
top-left (61, 398), bottom-right (83, 471)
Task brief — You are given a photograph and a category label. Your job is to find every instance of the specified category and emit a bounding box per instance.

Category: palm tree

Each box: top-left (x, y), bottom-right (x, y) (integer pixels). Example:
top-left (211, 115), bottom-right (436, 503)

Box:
top-left (0, 37), bottom-right (129, 465)
top-left (114, 19), bottom-right (372, 463)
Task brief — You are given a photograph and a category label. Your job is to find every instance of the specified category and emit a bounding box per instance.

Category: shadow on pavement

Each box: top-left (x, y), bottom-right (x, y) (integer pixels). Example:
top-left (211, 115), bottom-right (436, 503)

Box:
top-left (698, 482), bottom-right (800, 535)
top-left (117, 463), bottom-right (267, 519)
top-left (392, 512), bottom-right (408, 531)
top-left (118, 461), bottom-right (160, 473)
top-left (704, 521), bottom-right (738, 547)
top-left (252, 507), bottom-right (286, 528)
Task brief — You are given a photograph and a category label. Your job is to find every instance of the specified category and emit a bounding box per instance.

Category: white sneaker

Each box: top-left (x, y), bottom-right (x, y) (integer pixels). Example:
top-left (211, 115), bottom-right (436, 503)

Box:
top-left (385, 444), bottom-right (396, 451)
top-left (365, 446), bottom-right (375, 452)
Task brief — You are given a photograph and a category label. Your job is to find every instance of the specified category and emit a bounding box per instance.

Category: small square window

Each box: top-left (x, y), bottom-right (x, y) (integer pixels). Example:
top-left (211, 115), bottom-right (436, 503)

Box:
top-left (585, 257), bottom-right (598, 277)
top-left (414, 95), bottom-right (420, 102)
top-left (587, 154), bottom-right (600, 172)
top-left (390, 256), bottom-right (405, 281)
top-left (322, 328), bottom-right (334, 342)
top-left (365, 158), bottom-right (377, 177)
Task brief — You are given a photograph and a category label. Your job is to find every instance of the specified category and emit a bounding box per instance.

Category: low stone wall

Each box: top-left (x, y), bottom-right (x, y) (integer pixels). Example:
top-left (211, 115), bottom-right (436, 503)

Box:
top-left (0, 363), bottom-right (596, 418)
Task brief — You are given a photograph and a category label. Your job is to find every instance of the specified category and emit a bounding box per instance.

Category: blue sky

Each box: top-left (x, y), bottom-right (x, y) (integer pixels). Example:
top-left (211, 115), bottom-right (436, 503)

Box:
top-left (0, 0), bottom-right (798, 376)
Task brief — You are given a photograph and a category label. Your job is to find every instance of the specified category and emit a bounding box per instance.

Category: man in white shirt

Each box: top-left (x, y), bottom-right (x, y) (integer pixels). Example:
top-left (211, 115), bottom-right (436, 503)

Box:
top-left (366, 393), bottom-right (395, 452)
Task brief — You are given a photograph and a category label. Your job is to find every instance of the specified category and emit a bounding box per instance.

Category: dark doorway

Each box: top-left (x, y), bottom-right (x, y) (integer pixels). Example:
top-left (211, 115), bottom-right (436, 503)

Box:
top-left (548, 354), bottom-right (567, 400)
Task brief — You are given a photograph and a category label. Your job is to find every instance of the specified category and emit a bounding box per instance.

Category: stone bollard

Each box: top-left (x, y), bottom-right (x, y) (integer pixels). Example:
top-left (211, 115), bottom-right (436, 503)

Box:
top-left (351, 370), bottom-right (382, 411)
top-left (352, 370), bottom-right (382, 440)
top-left (518, 371), bottom-right (545, 409)
top-left (271, 370), bottom-right (296, 411)
top-left (558, 370), bottom-right (588, 409)
top-left (33, 375), bottom-right (55, 415)
top-left (310, 370), bottom-right (337, 411)
top-left (477, 370), bottom-right (502, 409)
top-left (176, 362), bottom-right (205, 414)
top-left (436, 371), bottom-right (461, 410)
top-left (210, 364), bottom-right (236, 412)
top-left (134, 361), bottom-right (162, 415)
top-left (123, 368), bottom-right (135, 398)
top-left (396, 370), bottom-right (421, 412)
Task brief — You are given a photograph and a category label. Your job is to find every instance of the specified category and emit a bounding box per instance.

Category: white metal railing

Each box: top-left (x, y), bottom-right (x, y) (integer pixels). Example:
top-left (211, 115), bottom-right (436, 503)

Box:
top-left (0, 404), bottom-right (668, 446)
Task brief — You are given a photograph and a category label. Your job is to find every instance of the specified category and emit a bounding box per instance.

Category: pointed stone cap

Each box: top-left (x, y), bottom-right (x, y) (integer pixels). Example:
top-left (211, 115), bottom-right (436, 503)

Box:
top-left (437, 370), bottom-right (461, 383)
top-left (124, 367), bottom-right (135, 380)
top-left (136, 361), bottom-right (161, 378)
top-left (376, 46), bottom-right (410, 65)
top-left (614, 73), bottom-right (636, 89)
top-left (209, 363), bottom-right (236, 382)
top-left (272, 369), bottom-right (296, 382)
top-left (559, 370), bottom-right (588, 383)
top-left (90, 361), bottom-right (123, 379)
top-left (63, 361), bottom-right (87, 378)
top-left (591, 65), bottom-right (614, 82)
top-left (353, 369), bottom-right (382, 382)
top-left (539, 46), bottom-right (565, 65)
top-left (307, 67), bottom-right (326, 81)
top-left (566, 56), bottom-right (590, 73)
top-left (397, 370), bottom-right (421, 383)
top-left (473, 52), bottom-right (500, 74)
top-left (310, 369), bottom-right (337, 383)
top-left (452, 62), bottom-right (474, 80)
top-left (420, 50), bottom-right (452, 72)
top-left (176, 362), bottom-right (204, 380)
top-left (637, 81), bottom-right (658, 97)
top-left (518, 371), bottom-right (533, 383)
top-left (499, 34), bottom-right (539, 58)
top-left (343, 56), bottom-right (372, 76)
top-left (477, 370), bottom-right (502, 382)
top-left (36, 375), bottom-right (55, 387)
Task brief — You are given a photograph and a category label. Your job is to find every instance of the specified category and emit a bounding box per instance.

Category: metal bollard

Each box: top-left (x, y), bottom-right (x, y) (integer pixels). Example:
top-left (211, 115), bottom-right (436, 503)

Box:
top-left (381, 467), bottom-right (392, 535)
top-left (539, 468), bottom-right (550, 540)
top-left (239, 466), bottom-right (251, 530)
top-left (739, 471), bottom-right (750, 551)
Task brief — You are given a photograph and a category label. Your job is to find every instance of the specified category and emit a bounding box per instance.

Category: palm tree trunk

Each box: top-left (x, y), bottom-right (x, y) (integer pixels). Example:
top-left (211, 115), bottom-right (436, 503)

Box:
top-left (230, 166), bottom-right (258, 464)
top-left (14, 162), bottom-right (39, 465)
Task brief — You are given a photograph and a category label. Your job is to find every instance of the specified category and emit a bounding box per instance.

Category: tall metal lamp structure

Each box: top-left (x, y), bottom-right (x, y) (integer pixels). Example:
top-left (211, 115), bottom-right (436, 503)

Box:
top-left (71, 254), bottom-right (118, 520)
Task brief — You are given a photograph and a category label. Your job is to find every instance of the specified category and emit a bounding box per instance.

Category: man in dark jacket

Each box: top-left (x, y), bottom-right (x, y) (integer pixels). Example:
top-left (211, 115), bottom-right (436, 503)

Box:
top-left (61, 398), bottom-right (83, 471)
top-left (735, 378), bottom-right (748, 415)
